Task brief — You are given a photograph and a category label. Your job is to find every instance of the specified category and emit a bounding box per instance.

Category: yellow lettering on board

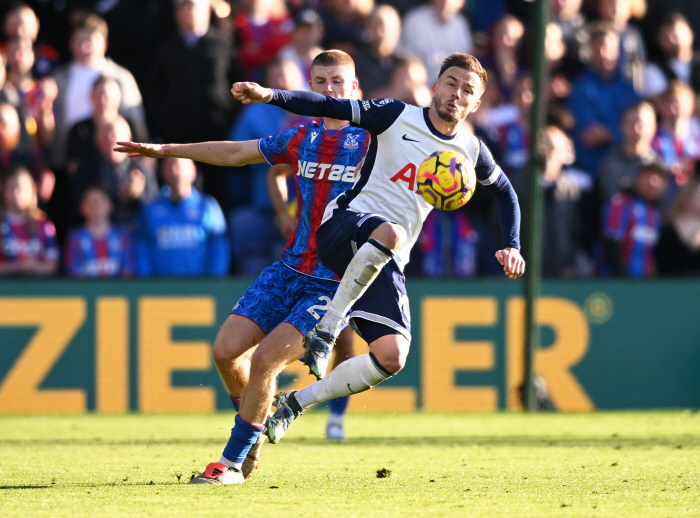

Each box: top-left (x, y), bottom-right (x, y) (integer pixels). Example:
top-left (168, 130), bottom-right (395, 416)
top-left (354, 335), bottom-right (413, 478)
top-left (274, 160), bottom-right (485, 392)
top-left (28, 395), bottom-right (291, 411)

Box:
top-left (96, 297), bottom-right (129, 413)
top-left (506, 297), bottom-right (594, 411)
top-left (139, 297), bottom-right (216, 413)
top-left (0, 298), bottom-right (86, 414)
top-left (422, 297), bottom-right (498, 411)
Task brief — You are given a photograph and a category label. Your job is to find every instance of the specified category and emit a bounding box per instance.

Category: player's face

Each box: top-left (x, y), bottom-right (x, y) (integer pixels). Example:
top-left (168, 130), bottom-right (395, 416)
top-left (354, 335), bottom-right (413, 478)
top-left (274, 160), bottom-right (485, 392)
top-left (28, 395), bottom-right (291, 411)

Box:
top-left (309, 65), bottom-right (358, 100)
top-left (431, 67), bottom-right (483, 124)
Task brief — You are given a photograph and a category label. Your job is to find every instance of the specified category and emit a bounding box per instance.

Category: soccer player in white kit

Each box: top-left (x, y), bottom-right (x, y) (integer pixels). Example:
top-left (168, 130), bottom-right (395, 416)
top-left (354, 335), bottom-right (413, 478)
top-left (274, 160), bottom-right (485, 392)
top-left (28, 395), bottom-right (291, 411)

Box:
top-left (232, 53), bottom-right (526, 442)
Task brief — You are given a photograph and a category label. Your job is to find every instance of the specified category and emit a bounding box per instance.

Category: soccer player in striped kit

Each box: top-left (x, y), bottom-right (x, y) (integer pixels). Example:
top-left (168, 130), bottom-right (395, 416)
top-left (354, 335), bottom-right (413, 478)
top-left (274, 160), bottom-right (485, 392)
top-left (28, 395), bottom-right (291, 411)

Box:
top-left (115, 50), bottom-right (368, 484)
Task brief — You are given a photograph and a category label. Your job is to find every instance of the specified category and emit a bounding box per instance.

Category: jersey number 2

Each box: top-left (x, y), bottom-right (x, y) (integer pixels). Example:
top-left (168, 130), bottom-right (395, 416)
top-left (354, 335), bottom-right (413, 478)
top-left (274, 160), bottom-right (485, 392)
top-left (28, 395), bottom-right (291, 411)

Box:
top-left (307, 296), bottom-right (332, 320)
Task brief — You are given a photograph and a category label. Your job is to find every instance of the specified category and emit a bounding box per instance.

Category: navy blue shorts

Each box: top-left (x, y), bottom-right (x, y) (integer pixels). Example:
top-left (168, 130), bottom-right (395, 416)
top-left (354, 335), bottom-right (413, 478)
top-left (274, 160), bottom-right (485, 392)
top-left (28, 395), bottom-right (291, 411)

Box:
top-left (230, 261), bottom-right (342, 336)
top-left (317, 208), bottom-right (411, 344)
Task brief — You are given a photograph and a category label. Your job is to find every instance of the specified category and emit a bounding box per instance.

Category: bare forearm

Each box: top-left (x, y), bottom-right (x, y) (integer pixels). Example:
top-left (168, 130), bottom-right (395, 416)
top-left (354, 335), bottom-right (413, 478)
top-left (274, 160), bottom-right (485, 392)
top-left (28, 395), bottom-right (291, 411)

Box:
top-left (159, 142), bottom-right (252, 166)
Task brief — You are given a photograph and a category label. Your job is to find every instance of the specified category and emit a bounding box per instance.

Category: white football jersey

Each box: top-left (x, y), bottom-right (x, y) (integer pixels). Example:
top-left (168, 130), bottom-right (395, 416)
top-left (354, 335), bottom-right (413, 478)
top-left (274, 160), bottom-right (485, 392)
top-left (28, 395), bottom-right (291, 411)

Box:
top-left (269, 90), bottom-right (519, 270)
top-left (322, 101), bottom-right (501, 270)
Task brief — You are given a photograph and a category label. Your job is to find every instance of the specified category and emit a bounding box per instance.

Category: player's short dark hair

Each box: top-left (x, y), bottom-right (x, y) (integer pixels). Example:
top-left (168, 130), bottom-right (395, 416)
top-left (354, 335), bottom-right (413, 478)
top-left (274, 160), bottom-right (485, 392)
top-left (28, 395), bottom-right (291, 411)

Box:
top-left (437, 54), bottom-right (488, 91)
top-left (311, 50), bottom-right (355, 72)
top-left (74, 14), bottom-right (109, 41)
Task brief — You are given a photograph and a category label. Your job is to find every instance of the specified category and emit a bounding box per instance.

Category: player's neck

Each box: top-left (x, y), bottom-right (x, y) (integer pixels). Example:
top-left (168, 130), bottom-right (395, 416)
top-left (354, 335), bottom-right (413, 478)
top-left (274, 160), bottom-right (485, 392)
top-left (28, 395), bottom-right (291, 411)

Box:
top-left (427, 107), bottom-right (460, 136)
top-left (323, 117), bottom-right (348, 130)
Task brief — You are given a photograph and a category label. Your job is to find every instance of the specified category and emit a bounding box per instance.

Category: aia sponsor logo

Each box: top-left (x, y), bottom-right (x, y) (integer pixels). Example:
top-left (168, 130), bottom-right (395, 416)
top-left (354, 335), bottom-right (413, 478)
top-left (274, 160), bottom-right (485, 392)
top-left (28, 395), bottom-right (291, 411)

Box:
top-left (390, 163), bottom-right (421, 193)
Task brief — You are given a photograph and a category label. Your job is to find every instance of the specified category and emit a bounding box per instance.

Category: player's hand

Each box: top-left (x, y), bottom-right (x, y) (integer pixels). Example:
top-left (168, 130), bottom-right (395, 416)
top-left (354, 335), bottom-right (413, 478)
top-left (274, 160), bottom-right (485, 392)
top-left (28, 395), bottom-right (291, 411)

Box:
top-left (114, 141), bottom-right (165, 158)
top-left (231, 82), bottom-right (273, 104)
top-left (495, 247), bottom-right (525, 279)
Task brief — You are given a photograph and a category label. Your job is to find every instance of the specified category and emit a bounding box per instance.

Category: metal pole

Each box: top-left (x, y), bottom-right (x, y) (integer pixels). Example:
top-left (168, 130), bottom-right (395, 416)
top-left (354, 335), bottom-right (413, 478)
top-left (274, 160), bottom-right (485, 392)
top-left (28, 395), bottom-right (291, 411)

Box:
top-left (523, 0), bottom-right (550, 411)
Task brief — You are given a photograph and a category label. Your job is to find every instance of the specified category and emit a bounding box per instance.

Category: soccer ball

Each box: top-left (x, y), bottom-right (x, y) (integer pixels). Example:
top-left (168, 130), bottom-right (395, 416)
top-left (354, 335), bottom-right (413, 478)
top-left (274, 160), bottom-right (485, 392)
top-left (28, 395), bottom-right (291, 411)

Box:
top-left (416, 150), bottom-right (476, 211)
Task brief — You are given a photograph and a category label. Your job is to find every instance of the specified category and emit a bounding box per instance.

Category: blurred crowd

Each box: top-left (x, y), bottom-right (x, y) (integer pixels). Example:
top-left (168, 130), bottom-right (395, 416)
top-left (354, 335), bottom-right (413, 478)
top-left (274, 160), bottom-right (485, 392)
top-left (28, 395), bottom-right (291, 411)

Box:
top-left (1, 0), bottom-right (700, 279)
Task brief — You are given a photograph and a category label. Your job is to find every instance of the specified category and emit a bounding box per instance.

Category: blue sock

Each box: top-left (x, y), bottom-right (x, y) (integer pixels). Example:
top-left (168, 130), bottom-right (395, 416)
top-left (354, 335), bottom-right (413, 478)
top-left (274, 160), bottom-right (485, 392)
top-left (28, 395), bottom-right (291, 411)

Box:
top-left (230, 396), bottom-right (240, 412)
top-left (328, 396), bottom-right (349, 415)
top-left (222, 414), bottom-right (264, 464)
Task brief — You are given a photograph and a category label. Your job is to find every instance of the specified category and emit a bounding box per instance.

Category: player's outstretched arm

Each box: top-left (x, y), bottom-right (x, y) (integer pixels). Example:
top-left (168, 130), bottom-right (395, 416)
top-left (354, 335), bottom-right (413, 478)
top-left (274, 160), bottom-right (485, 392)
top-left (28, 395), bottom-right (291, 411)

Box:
top-left (231, 82), bottom-right (273, 104)
top-left (496, 248), bottom-right (525, 279)
top-left (114, 140), bottom-right (264, 167)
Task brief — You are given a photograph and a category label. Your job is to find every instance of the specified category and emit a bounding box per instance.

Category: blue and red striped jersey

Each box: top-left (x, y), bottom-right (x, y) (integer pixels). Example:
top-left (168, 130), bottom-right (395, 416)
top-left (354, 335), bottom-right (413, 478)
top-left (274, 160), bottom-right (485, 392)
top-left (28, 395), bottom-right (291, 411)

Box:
top-left (65, 226), bottom-right (135, 277)
top-left (0, 212), bottom-right (59, 264)
top-left (602, 191), bottom-right (660, 277)
top-left (259, 121), bottom-right (370, 280)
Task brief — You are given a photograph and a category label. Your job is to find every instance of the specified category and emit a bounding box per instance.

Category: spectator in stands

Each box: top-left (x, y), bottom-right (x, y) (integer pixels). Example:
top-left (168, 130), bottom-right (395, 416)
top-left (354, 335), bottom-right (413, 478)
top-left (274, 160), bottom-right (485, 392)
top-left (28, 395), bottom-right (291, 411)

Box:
top-left (569, 22), bottom-right (640, 177)
top-left (598, 101), bottom-right (659, 205)
top-left (320, 0), bottom-right (373, 55)
top-left (644, 12), bottom-right (700, 97)
top-left (73, 117), bottom-right (157, 230)
top-left (514, 125), bottom-right (594, 277)
top-left (235, 0), bottom-right (294, 81)
top-left (2, 3), bottom-right (60, 78)
top-left (64, 186), bottom-right (134, 277)
top-left (50, 14), bottom-right (146, 170)
top-left (652, 80), bottom-right (700, 186)
top-left (400, 0), bottom-right (473, 82)
top-left (148, 0), bottom-right (243, 210)
top-left (279, 8), bottom-right (325, 87)
top-left (545, 22), bottom-right (583, 106)
top-left (551, 0), bottom-right (587, 56)
top-left (656, 174), bottom-right (700, 275)
top-left (3, 37), bottom-right (57, 205)
top-left (134, 157), bottom-right (229, 277)
top-left (480, 14), bottom-right (526, 103)
top-left (370, 56), bottom-right (432, 107)
top-left (0, 102), bottom-right (33, 181)
top-left (419, 209), bottom-right (479, 277)
top-left (5, 37), bottom-right (57, 155)
top-left (489, 74), bottom-right (533, 176)
top-left (227, 58), bottom-right (305, 276)
top-left (66, 76), bottom-right (148, 178)
top-left (352, 5), bottom-right (402, 97)
top-left (596, 0), bottom-right (646, 93)
top-left (602, 162), bottom-right (669, 277)
top-left (0, 166), bottom-right (58, 276)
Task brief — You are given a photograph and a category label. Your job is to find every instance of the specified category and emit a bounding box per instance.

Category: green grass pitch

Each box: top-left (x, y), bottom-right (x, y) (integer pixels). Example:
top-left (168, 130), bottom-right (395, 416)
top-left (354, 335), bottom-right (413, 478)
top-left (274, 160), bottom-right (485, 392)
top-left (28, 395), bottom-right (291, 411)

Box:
top-left (1, 411), bottom-right (698, 517)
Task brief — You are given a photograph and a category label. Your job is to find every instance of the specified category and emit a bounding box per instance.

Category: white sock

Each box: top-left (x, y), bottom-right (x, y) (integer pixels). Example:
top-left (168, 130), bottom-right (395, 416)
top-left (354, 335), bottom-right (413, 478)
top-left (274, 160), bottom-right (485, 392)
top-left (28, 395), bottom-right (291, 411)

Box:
top-left (295, 354), bottom-right (392, 409)
top-left (317, 240), bottom-right (393, 336)
top-left (219, 457), bottom-right (242, 470)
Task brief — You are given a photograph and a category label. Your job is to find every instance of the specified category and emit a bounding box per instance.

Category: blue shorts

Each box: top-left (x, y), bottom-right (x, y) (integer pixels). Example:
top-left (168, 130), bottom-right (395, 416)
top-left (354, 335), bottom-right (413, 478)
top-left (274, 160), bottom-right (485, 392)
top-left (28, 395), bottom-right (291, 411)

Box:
top-left (230, 261), bottom-right (340, 335)
top-left (317, 208), bottom-right (411, 344)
